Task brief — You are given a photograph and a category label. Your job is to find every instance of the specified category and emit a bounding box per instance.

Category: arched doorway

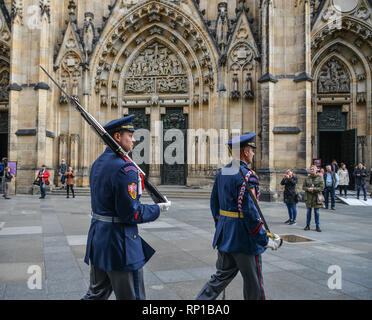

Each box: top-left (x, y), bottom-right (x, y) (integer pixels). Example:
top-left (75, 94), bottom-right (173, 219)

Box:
top-left (313, 55), bottom-right (359, 188)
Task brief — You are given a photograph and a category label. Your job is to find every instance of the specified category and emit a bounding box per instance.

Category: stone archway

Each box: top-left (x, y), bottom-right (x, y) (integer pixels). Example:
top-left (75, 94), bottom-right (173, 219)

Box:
top-left (312, 16), bottom-right (372, 169)
top-left (88, 0), bottom-right (219, 184)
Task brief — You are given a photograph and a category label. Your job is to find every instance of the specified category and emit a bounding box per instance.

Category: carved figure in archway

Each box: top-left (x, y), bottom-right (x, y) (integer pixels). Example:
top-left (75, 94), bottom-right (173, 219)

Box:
top-left (317, 58), bottom-right (350, 94)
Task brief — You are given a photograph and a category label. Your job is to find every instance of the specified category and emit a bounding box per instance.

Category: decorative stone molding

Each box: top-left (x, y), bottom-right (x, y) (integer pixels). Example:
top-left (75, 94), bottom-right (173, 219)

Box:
top-left (15, 129), bottom-right (37, 136)
top-left (34, 82), bottom-right (50, 90)
top-left (8, 83), bottom-right (22, 91)
top-left (273, 127), bottom-right (301, 134)
top-left (312, 18), bottom-right (372, 49)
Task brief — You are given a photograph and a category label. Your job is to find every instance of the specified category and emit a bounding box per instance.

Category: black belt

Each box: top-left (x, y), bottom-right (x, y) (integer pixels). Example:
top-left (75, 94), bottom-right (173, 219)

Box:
top-left (91, 212), bottom-right (125, 223)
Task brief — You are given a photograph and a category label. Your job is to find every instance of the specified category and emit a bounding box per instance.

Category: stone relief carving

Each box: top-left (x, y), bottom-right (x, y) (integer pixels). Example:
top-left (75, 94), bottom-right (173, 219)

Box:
top-left (229, 42), bottom-right (254, 70)
top-left (355, 7), bottom-right (370, 20)
top-left (124, 42), bottom-right (188, 94)
top-left (0, 60), bottom-right (9, 103)
top-left (60, 52), bottom-right (81, 78)
top-left (317, 58), bottom-right (350, 94)
top-left (0, 17), bottom-right (10, 43)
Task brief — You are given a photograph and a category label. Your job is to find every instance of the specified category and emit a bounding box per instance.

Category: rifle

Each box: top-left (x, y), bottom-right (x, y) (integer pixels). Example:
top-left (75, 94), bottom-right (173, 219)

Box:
top-left (40, 66), bottom-right (167, 204)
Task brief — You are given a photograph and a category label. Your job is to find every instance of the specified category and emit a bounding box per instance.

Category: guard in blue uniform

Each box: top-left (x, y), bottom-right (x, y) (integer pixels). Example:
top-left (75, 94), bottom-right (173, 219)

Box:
top-left (196, 133), bottom-right (281, 300)
top-left (82, 115), bottom-right (171, 300)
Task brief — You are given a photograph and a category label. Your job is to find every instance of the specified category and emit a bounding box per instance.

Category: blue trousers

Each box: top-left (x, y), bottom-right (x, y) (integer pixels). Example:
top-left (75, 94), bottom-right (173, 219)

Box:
top-left (40, 183), bottom-right (46, 198)
top-left (324, 187), bottom-right (335, 209)
top-left (286, 203), bottom-right (297, 221)
top-left (356, 184), bottom-right (367, 199)
top-left (306, 207), bottom-right (320, 227)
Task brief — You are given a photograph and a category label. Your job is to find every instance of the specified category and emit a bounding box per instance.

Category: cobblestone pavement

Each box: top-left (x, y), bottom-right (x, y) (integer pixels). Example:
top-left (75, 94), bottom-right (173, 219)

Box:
top-left (1, 194), bottom-right (372, 300)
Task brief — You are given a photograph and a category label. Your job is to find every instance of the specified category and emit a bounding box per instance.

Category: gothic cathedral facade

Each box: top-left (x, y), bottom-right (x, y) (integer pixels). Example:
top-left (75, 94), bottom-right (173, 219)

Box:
top-left (0, 0), bottom-right (371, 200)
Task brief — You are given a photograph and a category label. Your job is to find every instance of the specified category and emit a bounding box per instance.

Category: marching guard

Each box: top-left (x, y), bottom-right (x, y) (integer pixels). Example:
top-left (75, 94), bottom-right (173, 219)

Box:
top-left (196, 133), bottom-right (281, 300)
top-left (82, 115), bottom-right (171, 300)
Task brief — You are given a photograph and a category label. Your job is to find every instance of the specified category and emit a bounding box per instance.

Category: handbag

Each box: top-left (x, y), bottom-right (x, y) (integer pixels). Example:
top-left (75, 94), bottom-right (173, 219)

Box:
top-left (33, 179), bottom-right (40, 186)
top-left (295, 193), bottom-right (301, 203)
top-left (316, 192), bottom-right (325, 205)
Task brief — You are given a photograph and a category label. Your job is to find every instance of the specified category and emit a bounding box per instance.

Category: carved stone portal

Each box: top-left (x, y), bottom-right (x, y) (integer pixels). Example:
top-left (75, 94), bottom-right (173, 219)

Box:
top-left (124, 42), bottom-right (188, 95)
top-left (317, 58), bottom-right (350, 94)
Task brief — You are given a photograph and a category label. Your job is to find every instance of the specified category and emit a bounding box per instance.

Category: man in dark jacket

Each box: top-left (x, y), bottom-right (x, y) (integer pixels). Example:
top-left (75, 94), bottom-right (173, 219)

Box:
top-left (82, 115), bottom-right (171, 300)
top-left (354, 163), bottom-right (368, 201)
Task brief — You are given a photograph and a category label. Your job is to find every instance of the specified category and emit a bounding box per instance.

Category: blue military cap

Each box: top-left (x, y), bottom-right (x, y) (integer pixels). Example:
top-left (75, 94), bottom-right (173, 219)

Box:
top-left (104, 115), bottom-right (135, 133)
top-left (227, 132), bottom-right (257, 149)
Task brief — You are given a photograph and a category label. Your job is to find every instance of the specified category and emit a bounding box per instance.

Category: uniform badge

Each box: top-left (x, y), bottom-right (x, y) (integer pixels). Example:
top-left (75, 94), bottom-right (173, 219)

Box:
top-left (128, 183), bottom-right (137, 200)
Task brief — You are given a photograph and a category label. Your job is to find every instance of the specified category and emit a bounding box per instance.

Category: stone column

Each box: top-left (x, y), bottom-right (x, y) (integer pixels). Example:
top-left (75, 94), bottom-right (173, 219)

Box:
top-left (258, 0), bottom-right (312, 201)
top-left (80, 64), bottom-right (91, 186)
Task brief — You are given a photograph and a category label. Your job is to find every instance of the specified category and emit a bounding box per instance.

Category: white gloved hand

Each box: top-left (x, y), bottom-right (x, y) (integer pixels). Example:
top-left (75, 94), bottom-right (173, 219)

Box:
top-left (157, 197), bottom-right (171, 212)
top-left (266, 237), bottom-right (282, 250)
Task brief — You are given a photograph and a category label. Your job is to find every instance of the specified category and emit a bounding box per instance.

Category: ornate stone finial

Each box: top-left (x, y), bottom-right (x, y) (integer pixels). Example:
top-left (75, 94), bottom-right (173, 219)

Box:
top-left (11, 0), bottom-right (23, 25)
top-left (68, 0), bottom-right (77, 18)
top-left (40, 0), bottom-right (51, 23)
top-left (238, 0), bottom-right (246, 10)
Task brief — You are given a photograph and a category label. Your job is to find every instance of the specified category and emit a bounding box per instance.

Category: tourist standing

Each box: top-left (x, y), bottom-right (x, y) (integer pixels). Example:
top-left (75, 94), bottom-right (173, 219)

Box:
top-left (303, 165), bottom-right (325, 232)
top-left (280, 169), bottom-right (298, 225)
top-left (337, 163), bottom-right (349, 198)
top-left (65, 166), bottom-right (76, 198)
top-left (323, 165), bottom-right (339, 210)
top-left (354, 163), bottom-right (368, 201)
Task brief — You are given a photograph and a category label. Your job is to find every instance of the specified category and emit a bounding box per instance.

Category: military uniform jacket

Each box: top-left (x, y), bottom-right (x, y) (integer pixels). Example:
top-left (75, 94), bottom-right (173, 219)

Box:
top-left (211, 161), bottom-right (269, 256)
top-left (84, 148), bottom-right (160, 272)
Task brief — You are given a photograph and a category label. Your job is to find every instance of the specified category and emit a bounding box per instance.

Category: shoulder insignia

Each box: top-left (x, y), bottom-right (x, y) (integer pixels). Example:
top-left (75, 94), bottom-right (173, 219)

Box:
top-left (124, 165), bottom-right (137, 173)
top-left (128, 183), bottom-right (137, 200)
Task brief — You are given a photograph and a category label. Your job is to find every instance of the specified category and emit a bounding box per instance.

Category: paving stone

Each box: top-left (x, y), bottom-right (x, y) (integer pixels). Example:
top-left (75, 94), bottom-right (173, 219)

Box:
top-left (4, 282), bottom-right (47, 298)
top-left (46, 278), bottom-right (88, 295)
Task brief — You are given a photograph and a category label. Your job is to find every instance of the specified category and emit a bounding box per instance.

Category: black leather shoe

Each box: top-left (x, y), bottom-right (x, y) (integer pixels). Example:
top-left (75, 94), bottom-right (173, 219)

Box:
top-left (304, 225), bottom-right (310, 231)
top-left (316, 226), bottom-right (322, 232)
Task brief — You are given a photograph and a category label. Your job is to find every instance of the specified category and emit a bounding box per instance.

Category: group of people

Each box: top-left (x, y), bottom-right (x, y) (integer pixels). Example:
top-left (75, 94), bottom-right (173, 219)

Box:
top-left (281, 160), bottom-right (372, 232)
top-left (318, 160), bottom-right (370, 201)
top-left (35, 161), bottom-right (76, 199)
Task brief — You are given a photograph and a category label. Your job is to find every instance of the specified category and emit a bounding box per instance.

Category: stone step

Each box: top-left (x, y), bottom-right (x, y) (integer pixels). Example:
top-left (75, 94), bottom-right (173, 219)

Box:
top-left (50, 186), bottom-right (212, 199)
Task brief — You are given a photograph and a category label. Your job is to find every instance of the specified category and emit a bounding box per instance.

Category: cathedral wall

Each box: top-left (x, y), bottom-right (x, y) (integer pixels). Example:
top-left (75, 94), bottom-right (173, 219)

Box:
top-left (5, 0), bottom-right (372, 199)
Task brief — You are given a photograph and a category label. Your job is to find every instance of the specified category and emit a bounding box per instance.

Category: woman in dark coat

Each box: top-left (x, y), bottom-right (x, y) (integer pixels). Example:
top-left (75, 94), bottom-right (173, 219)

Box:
top-left (281, 169), bottom-right (298, 225)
